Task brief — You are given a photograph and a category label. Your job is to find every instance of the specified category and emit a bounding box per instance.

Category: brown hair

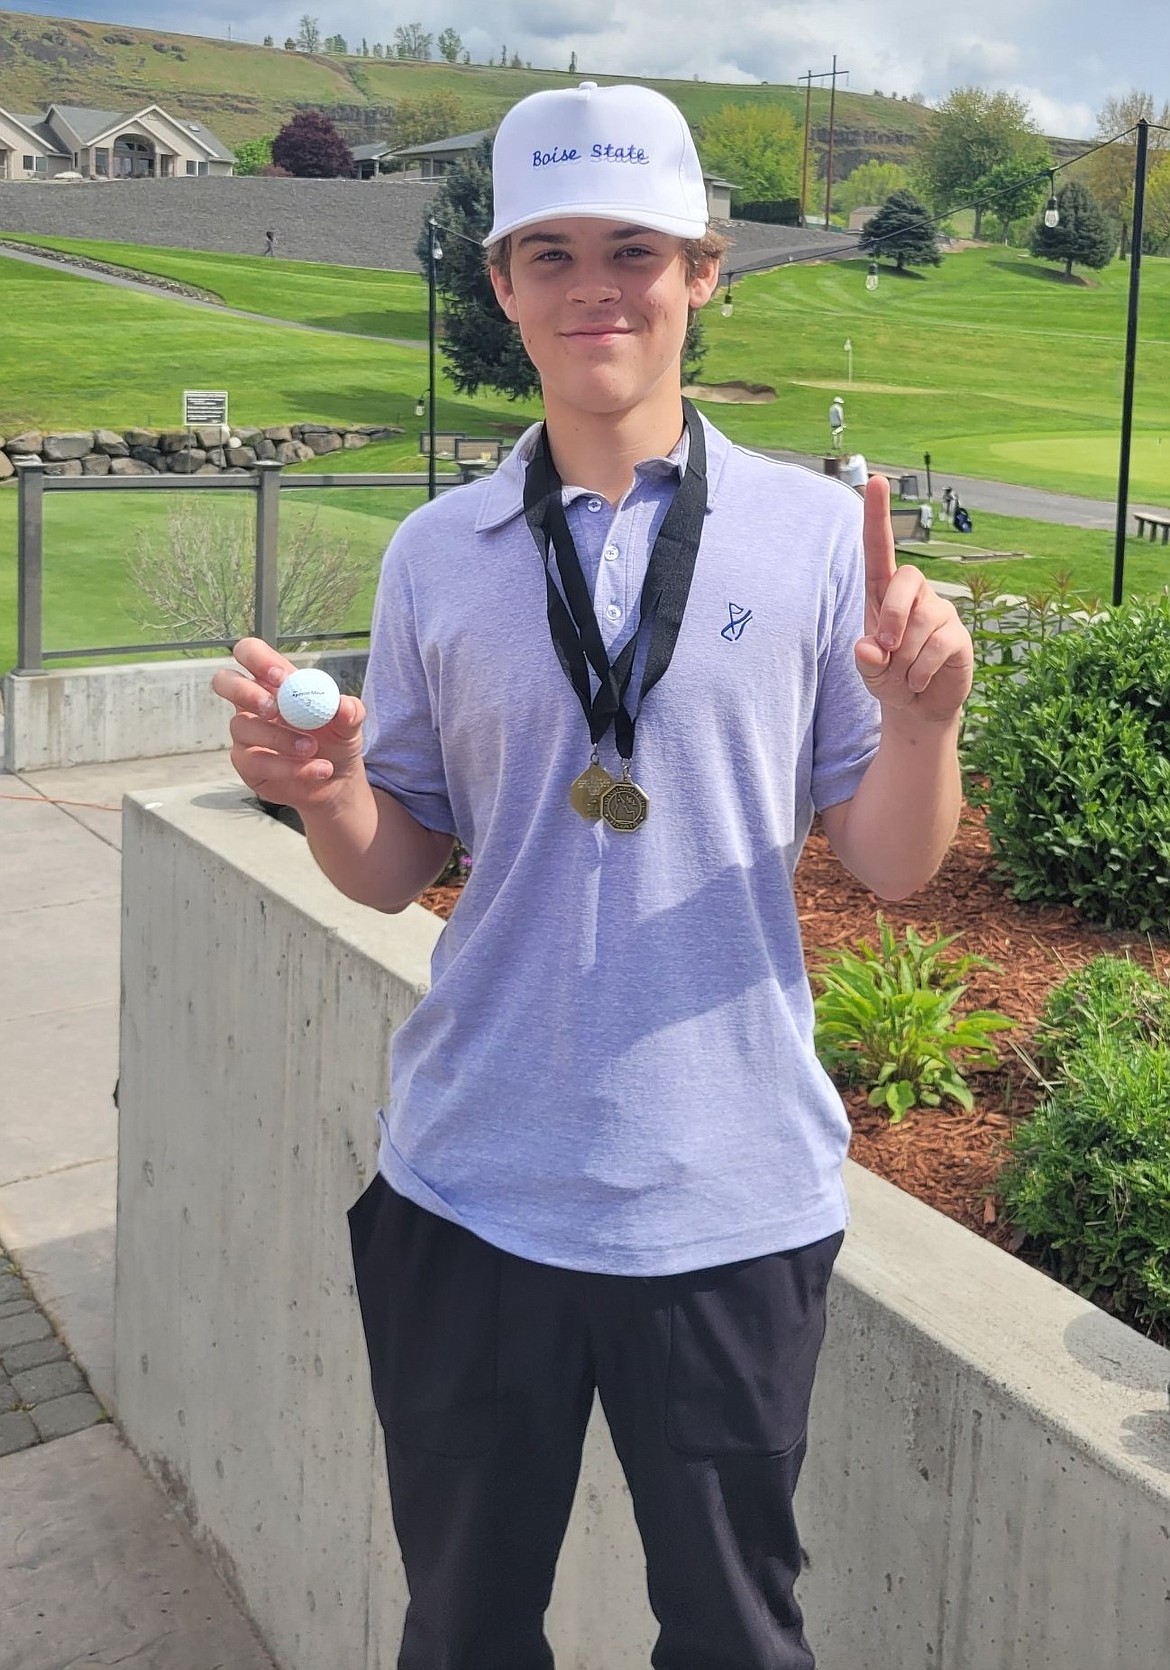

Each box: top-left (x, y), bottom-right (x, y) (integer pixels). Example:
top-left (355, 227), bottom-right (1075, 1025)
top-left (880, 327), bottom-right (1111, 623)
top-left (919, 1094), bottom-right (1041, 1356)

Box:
top-left (486, 228), bottom-right (729, 285)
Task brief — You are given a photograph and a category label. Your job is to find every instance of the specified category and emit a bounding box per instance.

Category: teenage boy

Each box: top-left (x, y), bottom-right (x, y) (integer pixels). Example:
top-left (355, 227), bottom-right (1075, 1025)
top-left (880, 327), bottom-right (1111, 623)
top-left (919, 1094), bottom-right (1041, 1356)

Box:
top-left (213, 81), bottom-right (972, 1670)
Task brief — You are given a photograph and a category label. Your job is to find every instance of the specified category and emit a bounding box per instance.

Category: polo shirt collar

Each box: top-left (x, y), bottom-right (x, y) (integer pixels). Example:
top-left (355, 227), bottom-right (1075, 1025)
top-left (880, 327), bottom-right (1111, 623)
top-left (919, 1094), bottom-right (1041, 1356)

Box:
top-left (473, 413), bottom-right (730, 533)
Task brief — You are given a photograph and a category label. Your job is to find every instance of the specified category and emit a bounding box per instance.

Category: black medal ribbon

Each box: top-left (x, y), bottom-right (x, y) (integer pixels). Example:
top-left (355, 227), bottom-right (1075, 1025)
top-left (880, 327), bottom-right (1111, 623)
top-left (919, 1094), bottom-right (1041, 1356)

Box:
top-left (523, 400), bottom-right (708, 761)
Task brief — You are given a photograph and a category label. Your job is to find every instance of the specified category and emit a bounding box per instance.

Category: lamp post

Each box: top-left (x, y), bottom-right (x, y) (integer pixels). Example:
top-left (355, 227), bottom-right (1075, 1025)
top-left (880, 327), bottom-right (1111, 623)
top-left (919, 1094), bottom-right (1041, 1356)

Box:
top-left (425, 218), bottom-right (443, 501)
top-left (1113, 118), bottom-right (1150, 606)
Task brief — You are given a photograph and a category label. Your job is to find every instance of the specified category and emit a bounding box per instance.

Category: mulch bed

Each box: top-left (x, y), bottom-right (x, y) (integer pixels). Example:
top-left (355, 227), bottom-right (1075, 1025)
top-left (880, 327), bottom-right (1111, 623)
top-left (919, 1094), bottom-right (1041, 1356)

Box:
top-left (416, 802), bottom-right (1167, 1271)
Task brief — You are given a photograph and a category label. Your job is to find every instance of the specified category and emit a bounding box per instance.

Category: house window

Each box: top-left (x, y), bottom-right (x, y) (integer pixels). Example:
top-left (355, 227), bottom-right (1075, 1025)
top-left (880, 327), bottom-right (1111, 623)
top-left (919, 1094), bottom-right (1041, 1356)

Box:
top-left (73, 152), bottom-right (79, 168)
top-left (186, 160), bottom-right (197, 175)
top-left (22, 154), bottom-right (35, 170)
top-left (197, 160), bottom-right (208, 176)
top-left (95, 148), bottom-right (109, 176)
top-left (159, 155), bottom-right (172, 177)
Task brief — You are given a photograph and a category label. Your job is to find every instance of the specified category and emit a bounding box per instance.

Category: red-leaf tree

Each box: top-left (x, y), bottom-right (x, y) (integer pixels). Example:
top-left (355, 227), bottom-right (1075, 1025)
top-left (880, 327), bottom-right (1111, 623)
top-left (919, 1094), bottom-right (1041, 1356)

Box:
top-left (271, 111), bottom-right (354, 178)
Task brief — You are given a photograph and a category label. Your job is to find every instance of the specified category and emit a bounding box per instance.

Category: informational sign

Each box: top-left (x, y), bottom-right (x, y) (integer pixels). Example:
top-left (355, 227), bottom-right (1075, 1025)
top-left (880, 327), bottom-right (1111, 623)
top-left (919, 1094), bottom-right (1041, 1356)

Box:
top-left (182, 390), bottom-right (229, 427)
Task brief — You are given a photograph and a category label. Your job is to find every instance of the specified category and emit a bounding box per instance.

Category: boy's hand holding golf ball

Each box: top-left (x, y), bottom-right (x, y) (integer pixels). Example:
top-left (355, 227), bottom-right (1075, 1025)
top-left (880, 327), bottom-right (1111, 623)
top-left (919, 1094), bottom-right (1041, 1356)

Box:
top-left (211, 638), bottom-right (365, 810)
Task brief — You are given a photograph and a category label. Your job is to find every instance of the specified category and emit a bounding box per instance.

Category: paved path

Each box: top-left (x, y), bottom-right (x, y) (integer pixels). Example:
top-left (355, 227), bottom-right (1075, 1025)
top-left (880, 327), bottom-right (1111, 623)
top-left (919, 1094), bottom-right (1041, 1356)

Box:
top-left (0, 747), bottom-right (277, 1669)
top-left (764, 448), bottom-right (1170, 531)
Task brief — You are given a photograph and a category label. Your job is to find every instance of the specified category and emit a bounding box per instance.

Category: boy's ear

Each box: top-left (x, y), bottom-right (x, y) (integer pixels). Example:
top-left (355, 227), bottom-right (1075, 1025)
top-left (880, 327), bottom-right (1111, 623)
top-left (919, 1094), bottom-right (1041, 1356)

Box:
top-left (489, 265), bottom-right (519, 322)
top-left (688, 257), bottom-right (721, 311)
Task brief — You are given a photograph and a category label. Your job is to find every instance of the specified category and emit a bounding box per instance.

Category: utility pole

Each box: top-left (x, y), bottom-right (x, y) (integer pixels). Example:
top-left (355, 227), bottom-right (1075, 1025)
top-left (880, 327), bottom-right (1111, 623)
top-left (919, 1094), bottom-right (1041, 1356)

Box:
top-left (1113, 118), bottom-right (1150, 606)
top-left (798, 58), bottom-right (848, 228)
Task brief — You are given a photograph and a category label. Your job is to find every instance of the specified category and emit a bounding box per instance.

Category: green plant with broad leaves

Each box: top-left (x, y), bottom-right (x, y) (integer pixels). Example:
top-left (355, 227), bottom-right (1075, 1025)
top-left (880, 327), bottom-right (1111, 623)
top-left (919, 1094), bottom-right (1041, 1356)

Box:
top-left (999, 957), bottom-right (1170, 1342)
top-left (965, 595), bottom-right (1170, 932)
top-left (812, 917), bottom-right (1013, 1121)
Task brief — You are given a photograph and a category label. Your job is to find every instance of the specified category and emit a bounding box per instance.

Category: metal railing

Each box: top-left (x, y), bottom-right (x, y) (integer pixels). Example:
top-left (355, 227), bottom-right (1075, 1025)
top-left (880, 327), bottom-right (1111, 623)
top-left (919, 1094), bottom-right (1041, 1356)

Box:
top-left (11, 458), bottom-right (470, 674)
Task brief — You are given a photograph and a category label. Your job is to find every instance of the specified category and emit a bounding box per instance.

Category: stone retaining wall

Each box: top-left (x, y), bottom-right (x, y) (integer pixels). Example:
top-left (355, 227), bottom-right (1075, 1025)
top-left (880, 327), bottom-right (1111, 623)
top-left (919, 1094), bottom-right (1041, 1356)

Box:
top-left (0, 422), bottom-right (403, 482)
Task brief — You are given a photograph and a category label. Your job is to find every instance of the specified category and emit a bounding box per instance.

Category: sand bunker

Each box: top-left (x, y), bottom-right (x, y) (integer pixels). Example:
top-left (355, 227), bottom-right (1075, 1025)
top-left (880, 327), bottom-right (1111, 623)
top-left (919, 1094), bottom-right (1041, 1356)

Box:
top-left (683, 381), bottom-right (776, 403)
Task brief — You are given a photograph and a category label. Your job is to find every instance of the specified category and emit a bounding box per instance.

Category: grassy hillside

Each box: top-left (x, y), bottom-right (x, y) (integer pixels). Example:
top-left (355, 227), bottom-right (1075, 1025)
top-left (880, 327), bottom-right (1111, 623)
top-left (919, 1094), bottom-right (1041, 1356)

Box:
top-left (0, 8), bottom-right (932, 151)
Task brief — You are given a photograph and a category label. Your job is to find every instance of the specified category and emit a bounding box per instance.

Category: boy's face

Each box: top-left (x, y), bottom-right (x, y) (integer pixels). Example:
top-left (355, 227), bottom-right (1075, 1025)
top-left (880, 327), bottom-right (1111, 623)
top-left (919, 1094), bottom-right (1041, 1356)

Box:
top-left (489, 217), bottom-right (720, 420)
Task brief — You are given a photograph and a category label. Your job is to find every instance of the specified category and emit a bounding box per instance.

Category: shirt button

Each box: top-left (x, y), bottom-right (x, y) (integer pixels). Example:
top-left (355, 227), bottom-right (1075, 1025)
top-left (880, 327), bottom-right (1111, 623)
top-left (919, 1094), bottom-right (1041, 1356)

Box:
top-left (605, 603), bottom-right (622, 622)
top-left (587, 498), bottom-right (603, 513)
top-left (603, 544), bottom-right (619, 562)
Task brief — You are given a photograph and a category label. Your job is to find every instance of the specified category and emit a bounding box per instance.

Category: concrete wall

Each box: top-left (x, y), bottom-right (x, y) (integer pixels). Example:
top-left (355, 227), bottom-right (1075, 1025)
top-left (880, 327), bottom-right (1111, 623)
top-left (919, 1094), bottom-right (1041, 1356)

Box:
top-left (3, 650), bottom-right (369, 774)
top-left (115, 784), bottom-right (1170, 1670)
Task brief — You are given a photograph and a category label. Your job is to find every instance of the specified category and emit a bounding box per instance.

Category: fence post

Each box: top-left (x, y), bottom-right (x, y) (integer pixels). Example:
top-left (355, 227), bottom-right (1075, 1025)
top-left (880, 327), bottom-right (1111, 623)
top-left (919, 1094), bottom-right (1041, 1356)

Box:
top-left (253, 461), bottom-right (282, 647)
top-left (15, 459), bottom-right (45, 674)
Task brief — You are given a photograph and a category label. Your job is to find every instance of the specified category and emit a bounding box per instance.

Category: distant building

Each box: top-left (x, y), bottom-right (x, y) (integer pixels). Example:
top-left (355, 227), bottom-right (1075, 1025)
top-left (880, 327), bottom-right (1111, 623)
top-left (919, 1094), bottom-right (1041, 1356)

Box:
top-left (848, 205), bottom-right (879, 230)
top-left (0, 103), bottom-right (235, 181)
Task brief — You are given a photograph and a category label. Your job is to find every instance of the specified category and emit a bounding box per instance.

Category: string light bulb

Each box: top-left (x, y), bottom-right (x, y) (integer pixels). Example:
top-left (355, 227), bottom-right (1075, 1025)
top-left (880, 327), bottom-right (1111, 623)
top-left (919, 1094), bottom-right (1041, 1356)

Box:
top-left (865, 261), bottom-right (879, 292)
top-left (721, 283), bottom-right (734, 317)
top-left (1044, 175), bottom-right (1059, 228)
top-left (414, 393), bottom-right (426, 418)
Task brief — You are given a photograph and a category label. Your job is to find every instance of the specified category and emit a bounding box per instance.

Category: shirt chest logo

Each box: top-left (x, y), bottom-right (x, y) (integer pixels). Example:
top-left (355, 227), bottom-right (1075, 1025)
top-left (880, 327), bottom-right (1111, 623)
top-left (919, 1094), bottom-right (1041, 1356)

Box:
top-left (721, 602), bottom-right (753, 642)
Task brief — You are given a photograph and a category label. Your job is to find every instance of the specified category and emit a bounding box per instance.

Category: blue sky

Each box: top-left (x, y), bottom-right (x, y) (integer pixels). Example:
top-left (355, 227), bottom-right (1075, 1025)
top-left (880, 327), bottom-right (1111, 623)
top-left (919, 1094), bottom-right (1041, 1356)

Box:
top-left (11, 1), bottom-right (1170, 137)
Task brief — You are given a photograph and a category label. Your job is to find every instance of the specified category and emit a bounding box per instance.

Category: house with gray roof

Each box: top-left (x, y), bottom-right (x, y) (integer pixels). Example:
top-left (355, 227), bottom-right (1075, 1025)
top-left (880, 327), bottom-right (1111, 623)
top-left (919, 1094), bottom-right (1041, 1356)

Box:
top-left (0, 102), bottom-right (234, 181)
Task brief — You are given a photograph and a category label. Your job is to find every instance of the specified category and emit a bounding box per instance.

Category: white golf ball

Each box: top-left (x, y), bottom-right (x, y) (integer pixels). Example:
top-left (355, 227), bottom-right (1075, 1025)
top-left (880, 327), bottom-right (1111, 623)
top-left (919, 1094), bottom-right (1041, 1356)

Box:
top-left (276, 668), bottom-right (342, 732)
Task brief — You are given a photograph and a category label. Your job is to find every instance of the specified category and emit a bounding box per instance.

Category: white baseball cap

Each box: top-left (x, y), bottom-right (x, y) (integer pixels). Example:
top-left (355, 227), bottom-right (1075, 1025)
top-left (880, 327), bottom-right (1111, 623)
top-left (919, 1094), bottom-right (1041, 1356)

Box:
top-left (485, 81), bottom-right (709, 245)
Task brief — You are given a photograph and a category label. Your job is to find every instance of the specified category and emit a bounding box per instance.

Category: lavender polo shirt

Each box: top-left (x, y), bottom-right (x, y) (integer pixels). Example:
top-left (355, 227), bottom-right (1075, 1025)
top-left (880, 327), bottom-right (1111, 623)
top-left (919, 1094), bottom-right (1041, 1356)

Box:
top-left (361, 416), bottom-right (880, 1275)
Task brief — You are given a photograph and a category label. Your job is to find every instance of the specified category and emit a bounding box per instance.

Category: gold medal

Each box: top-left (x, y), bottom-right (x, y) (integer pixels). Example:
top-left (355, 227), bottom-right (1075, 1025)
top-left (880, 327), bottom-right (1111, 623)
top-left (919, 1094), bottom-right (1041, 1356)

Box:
top-left (569, 757), bottom-right (615, 821)
top-left (600, 763), bottom-right (650, 833)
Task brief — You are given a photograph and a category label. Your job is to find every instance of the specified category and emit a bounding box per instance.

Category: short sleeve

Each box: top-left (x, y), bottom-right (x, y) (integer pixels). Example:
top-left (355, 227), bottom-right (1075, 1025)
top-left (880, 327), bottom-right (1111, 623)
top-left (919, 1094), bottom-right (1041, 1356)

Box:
top-left (810, 528), bottom-right (881, 812)
top-left (361, 528), bottom-right (457, 836)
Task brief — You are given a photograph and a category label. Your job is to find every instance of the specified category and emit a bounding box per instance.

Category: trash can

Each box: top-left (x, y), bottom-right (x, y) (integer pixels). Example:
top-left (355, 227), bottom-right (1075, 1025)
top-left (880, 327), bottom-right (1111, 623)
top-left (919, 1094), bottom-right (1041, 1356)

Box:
top-left (822, 456), bottom-right (841, 478)
top-left (898, 473), bottom-right (920, 500)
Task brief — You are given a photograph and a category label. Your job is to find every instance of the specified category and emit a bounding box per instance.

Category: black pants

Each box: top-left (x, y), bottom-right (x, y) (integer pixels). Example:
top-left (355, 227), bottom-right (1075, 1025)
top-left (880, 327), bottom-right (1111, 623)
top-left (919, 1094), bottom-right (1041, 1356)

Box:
top-left (349, 1176), bottom-right (841, 1670)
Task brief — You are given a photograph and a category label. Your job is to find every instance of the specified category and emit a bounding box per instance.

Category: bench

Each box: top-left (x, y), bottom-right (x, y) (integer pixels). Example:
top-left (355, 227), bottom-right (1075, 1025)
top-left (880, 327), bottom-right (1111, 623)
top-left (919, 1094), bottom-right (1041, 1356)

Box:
top-left (1134, 512), bottom-right (1170, 544)
top-left (890, 504), bottom-right (932, 543)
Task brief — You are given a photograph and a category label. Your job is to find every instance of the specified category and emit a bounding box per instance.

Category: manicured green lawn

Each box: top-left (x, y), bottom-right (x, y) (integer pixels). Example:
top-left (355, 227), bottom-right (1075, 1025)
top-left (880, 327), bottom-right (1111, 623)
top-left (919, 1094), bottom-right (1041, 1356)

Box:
top-left (898, 508), bottom-right (1170, 600)
top-left (2, 237), bottom-right (429, 340)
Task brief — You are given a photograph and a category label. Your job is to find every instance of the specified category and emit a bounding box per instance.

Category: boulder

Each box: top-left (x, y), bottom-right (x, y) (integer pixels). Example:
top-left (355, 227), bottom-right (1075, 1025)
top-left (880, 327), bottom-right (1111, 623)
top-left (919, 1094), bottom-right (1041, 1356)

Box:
top-left (0, 452), bottom-right (14, 481)
top-left (124, 429), bottom-right (160, 449)
top-left (93, 429), bottom-right (129, 457)
top-left (8, 431), bottom-right (43, 454)
top-left (342, 432), bottom-right (371, 449)
top-left (364, 426), bottom-right (403, 441)
top-left (81, 453), bottom-right (112, 475)
top-left (196, 425), bottom-right (229, 450)
top-left (226, 445), bottom-right (257, 468)
top-left (303, 431), bottom-right (342, 456)
top-left (234, 426), bottom-right (264, 445)
top-left (159, 430), bottom-right (191, 454)
top-left (194, 464), bottom-right (222, 475)
top-left (275, 440), bottom-right (315, 465)
top-left (263, 426), bottom-right (292, 443)
top-left (205, 447), bottom-right (227, 468)
top-left (42, 431), bottom-right (93, 461)
top-left (253, 437), bottom-right (277, 461)
top-left (111, 457), bottom-right (157, 475)
top-left (131, 446), bottom-right (164, 469)
top-left (168, 450), bottom-right (208, 473)
top-left (42, 459), bottom-right (84, 477)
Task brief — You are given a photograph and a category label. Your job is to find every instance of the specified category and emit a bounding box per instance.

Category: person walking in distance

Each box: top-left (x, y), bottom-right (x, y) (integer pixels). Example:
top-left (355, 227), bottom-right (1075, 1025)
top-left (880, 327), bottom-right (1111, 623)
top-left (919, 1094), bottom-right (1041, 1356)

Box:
top-left (828, 394), bottom-right (846, 453)
top-left (263, 227), bottom-right (275, 257)
top-left (213, 80), bottom-right (973, 1670)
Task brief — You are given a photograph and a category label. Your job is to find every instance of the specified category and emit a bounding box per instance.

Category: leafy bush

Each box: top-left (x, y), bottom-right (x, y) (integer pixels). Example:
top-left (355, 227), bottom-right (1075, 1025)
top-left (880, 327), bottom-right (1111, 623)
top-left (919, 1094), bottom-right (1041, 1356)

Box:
top-left (999, 1033), bottom-right (1170, 1340)
top-left (966, 597), bottom-right (1170, 931)
top-left (813, 917), bottom-right (1012, 1121)
top-left (1034, 954), bottom-right (1170, 1068)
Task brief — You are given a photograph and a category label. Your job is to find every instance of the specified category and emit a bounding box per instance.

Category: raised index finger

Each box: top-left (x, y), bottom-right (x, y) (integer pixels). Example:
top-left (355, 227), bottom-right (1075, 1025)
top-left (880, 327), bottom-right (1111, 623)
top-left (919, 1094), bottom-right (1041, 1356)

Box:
top-left (861, 475), bottom-right (897, 626)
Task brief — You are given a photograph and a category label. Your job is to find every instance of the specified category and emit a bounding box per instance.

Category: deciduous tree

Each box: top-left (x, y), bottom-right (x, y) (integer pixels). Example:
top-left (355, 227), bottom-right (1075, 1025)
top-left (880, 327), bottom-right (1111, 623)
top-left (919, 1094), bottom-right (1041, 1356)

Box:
top-left (437, 28), bottom-right (462, 64)
top-left (1082, 91), bottom-right (1170, 221)
top-left (233, 135), bottom-right (273, 176)
top-left (394, 23), bottom-right (433, 61)
top-left (295, 14), bottom-right (320, 53)
top-left (393, 91), bottom-right (467, 150)
top-left (1029, 179), bottom-right (1116, 277)
top-left (859, 189), bottom-right (942, 271)
top-left (918, 87), bottom-right (1047, 235)
top-left (834, 160), bottom-right (909, 219)
top-left (697, 103), bottom-right (801, 210)
top-left (272, 110), bottom-right (354, 178)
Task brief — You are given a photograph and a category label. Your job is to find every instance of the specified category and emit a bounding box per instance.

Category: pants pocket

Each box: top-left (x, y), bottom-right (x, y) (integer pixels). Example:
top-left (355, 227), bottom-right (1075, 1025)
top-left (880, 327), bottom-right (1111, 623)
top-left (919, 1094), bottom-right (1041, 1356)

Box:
top-left (349, 1177), bottom-right (501, 1458)
top-left (664, 1231), bottom-right (842, 1458)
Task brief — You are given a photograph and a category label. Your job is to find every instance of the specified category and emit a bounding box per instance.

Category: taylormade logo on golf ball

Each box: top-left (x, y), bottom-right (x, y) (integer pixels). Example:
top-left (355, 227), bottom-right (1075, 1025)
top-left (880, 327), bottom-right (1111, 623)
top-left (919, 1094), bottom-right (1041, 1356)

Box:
top-left (277, 668), bottom-right (341, 731)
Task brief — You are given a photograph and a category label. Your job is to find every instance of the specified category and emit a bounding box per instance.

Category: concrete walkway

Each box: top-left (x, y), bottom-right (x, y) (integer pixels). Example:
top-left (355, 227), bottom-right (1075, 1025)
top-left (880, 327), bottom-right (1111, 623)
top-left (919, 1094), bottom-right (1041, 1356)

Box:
top-left (0, 747), bottom-right (277, 1669)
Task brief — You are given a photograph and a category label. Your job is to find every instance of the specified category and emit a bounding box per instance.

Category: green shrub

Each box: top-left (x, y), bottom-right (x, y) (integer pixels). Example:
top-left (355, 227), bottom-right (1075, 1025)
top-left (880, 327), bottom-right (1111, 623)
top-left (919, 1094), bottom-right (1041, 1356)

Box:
top-left (966, 597), bottom-right (1170, 931)
top-left (998, 1033), bottom-right (1170, 1340)
top-left (813, 917), bottom-right (1013, 1121)
top-left (1034, 954), bottom-right (1170, 1069)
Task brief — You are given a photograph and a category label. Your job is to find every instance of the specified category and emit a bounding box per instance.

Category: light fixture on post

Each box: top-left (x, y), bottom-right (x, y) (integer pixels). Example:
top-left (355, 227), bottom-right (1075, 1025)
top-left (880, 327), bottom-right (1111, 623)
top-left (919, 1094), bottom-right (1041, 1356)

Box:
top-left (414, 393), bottom-right (426, 418)
top-left (1044, 173), bottom-right (1060, 228)
top-left (865, 261), bottom-right (879, 292)
top-left (721, 282), bottom-right (734, 317)
top-left (425, 218), bottom-right (443, 501)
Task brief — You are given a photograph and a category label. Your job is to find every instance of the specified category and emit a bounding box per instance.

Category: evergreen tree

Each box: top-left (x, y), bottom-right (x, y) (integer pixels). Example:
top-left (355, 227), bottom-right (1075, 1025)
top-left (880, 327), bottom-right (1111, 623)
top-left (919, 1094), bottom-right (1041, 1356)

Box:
top-left (1028, 180), bottom-right (1116, 277)
top-left (272, 111), bottom-right (354, 178)
top-left (858, 189), bottom-right (942, 271)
